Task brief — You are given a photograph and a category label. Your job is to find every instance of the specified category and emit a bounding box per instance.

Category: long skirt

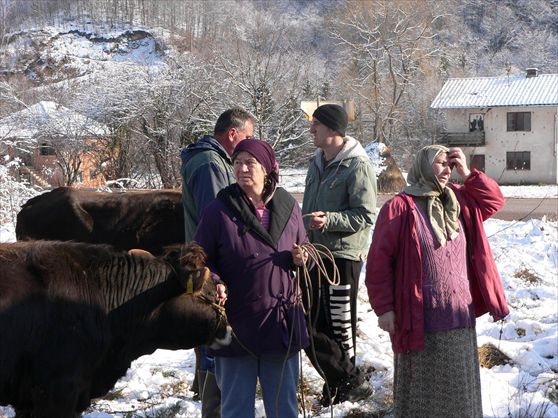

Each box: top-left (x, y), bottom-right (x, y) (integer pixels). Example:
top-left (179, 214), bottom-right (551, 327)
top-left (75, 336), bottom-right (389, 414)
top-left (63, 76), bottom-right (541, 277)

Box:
top-left (394, 327), bottom-right (482, 418)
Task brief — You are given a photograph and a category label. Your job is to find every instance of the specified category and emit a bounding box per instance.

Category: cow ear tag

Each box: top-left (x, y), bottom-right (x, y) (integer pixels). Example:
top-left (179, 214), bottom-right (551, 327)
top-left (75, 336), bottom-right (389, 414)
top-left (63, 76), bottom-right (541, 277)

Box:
top-left (186, 273), bottom-right (194, 294)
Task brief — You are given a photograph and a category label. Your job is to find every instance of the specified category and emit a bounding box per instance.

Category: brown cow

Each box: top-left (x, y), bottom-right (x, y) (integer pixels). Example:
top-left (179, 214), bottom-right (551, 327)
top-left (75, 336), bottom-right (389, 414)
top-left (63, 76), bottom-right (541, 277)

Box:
top-left (15, 187), bottom-right (184, 255)
top-left (0, 241), bottom-right (231, 418)
top-left (15, 187), bottom-right (213, 398)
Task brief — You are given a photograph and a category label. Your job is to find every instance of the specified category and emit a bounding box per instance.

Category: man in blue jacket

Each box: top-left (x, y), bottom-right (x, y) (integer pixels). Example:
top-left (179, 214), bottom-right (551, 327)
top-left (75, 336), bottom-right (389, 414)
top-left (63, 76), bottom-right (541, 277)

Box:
top-left (181, 107), bottom-right (255, 418)
top-left (182, 108), bottom-right (256, 244)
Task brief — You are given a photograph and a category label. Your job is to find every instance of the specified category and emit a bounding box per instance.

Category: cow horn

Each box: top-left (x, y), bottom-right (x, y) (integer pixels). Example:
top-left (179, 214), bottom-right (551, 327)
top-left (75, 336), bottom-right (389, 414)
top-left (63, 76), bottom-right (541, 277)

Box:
top-left (128, 249), bottom-right (155, 259)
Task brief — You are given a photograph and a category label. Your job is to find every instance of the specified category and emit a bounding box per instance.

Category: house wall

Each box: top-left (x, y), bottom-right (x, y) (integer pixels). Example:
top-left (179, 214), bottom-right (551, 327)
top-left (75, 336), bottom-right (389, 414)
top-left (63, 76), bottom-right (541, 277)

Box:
top-left (445, 106), bottom-right (558, 184)
top-left (445, 109), bottom-right (472, 132)
top-left (20, 137), bottom-right (108, 188)
top-left (79, 147), bottom-right (107, 189)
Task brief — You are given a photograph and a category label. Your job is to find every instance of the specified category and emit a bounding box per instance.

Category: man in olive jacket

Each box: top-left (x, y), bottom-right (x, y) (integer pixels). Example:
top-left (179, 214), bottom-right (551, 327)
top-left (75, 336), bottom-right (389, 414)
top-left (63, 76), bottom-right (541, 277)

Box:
top-left (302, 104), bottom-right (377, 406)
top-left (180, 107), bottom-right (255, 418)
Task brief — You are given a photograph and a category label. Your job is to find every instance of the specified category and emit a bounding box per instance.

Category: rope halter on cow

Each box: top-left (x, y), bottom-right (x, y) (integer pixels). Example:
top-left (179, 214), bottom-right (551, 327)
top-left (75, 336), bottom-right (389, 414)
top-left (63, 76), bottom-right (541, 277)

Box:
top-left (176, 247), bottom-right (229, 334)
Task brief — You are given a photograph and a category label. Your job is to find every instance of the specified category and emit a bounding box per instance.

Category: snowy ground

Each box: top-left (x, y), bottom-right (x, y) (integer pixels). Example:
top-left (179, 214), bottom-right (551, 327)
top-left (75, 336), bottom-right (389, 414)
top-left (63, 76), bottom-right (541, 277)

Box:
top-left (0, 179), bottom-right (557, 417)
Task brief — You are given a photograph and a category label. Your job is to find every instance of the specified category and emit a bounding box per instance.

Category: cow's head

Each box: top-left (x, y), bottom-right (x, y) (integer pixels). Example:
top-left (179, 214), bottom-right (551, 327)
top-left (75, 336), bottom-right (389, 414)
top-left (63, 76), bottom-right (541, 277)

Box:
top-left (158, 243), bottom-right (232, 349)
top-left (160, 243), bottom-right (210, 296)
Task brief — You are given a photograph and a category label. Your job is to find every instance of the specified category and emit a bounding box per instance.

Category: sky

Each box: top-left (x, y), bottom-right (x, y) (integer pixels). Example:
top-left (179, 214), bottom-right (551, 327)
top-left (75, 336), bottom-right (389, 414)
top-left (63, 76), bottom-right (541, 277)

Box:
top-left (0, 175), bottom-right (556, 418)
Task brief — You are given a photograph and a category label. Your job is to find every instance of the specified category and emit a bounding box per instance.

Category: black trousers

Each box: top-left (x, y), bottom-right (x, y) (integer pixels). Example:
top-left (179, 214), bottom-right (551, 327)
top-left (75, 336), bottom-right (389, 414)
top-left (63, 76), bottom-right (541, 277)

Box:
top-left (302, 257), bottom-right (362, 387)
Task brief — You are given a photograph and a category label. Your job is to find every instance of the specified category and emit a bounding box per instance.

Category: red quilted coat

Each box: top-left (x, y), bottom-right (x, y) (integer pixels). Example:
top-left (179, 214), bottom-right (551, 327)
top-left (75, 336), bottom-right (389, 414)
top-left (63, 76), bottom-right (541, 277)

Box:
top-left (365, 169), bottom-right (509, 353)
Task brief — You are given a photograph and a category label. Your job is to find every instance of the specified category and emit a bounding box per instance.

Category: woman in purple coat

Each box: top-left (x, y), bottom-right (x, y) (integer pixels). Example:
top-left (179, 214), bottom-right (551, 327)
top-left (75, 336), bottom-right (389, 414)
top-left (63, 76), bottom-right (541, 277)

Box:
top-left (195, 139), bottom-right (309, 418)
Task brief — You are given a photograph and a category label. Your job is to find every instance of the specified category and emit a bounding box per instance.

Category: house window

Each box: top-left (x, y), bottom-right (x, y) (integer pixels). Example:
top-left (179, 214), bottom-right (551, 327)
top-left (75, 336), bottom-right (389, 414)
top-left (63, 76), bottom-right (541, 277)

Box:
top-left (506, 151), bottom-right (531, 170)
top-left (507, 112), bottom-right (531, 132)
top-left (39, 142), bottom-right (56, 156)
top-left (470, 154), bottom-right (485, 172)
top-left (469, 114), bottom-right (484, 132)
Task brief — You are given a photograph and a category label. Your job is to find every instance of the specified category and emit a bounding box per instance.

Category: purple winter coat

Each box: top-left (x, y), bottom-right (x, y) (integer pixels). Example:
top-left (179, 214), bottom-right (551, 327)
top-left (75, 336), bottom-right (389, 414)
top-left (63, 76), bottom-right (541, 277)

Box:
top-left (195, 184), bottom-right (309, 357)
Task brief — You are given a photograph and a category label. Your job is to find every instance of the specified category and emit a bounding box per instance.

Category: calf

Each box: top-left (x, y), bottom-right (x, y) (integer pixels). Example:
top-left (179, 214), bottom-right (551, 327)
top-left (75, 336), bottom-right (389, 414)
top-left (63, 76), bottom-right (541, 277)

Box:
top-left (0, 241), bottom-right (231, 417)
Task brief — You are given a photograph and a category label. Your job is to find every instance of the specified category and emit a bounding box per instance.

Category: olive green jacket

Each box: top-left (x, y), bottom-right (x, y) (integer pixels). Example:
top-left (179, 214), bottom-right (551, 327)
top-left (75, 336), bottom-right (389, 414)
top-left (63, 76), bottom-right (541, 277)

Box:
top-left (302, 136), bottom-right (377, 261)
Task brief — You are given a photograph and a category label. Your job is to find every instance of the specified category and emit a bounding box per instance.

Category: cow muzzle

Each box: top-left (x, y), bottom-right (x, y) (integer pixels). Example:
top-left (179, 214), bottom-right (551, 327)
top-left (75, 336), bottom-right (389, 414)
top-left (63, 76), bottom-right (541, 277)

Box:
top-left (194, 280), bottom-right (232, 349)
top-left (209, 325), bottom-right (233, 349)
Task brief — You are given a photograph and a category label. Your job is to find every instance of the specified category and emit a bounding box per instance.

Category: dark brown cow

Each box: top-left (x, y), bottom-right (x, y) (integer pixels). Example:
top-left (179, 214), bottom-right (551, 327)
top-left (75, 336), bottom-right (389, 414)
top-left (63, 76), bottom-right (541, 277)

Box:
top-left (0, 241), bottom-right (231, 418)
top-left (16, 187), bottom-right (184, 255)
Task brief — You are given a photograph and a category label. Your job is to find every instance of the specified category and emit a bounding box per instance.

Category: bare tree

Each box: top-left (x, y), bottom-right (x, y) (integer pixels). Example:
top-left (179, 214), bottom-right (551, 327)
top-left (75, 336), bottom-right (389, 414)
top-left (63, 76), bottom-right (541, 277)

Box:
top-left (3, 0), bottom-right (555, 178)
top-left (78, 54), bottom-right (221, 188)
top-left (34, 104), bottom-right (107, 186)
top-left (0, 164), bottom-right (39, 225)
top-left (329, 0), bottom-right (441, 148)
top-left (211, 9), bottom-right (316, 165)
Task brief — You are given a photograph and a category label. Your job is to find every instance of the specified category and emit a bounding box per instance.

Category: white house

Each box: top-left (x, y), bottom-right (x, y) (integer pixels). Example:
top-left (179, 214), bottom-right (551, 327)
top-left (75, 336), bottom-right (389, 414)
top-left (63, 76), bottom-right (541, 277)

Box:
top-left (430, 69), bottom-right (558, 184)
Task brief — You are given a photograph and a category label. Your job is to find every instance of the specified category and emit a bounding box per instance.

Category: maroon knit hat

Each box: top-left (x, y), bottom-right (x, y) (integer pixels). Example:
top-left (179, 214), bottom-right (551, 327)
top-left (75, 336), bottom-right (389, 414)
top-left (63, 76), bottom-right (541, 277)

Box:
top-left (232, 139), bottom-right (279, 177)
top-left (232, 139), bottom-right (279, 202)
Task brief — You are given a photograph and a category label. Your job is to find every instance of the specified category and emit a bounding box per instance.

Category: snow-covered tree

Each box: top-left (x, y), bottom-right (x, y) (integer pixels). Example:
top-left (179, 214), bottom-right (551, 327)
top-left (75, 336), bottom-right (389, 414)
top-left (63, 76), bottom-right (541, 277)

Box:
top-left (211, 8), bottom-right (317, 165)
top-left (0, 162), bottom-right (39, 226)
top-left (79, 55), bottom-right (221, 188)
top-left (330, 0), bottom-right (441, 148)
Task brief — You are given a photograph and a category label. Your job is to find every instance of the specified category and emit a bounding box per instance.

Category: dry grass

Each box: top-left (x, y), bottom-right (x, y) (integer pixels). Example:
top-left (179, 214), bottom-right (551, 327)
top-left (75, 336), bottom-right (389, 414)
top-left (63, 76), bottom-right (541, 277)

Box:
top-left (297, 376), bottom-right (321, 414)
top-left (101, 386), bottom-right (126, 401)
top-left (345, 409), bottom-right (373, 418)
top-left (479, 343), bottom-right (512, 368)
top-left (514, 267), bottom-right (541, 286)
top-left (548, 379), bottom-right (558, 405)
top-left (160, 380), bottom-right (189, 396)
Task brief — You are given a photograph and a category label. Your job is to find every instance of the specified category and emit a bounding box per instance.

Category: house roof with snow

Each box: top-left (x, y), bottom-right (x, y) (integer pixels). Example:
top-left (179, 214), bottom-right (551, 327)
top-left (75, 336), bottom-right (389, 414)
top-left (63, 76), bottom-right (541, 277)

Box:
top-left (0, 101), bottom-right (109, 139)
top-left (430, 72), bottom-right (558, 109)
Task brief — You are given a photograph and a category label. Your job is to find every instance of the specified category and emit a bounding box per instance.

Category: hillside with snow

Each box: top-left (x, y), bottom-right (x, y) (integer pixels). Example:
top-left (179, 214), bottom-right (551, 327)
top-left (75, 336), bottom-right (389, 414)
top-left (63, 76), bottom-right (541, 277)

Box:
top-left (1, 24), bottom-right (166, 84)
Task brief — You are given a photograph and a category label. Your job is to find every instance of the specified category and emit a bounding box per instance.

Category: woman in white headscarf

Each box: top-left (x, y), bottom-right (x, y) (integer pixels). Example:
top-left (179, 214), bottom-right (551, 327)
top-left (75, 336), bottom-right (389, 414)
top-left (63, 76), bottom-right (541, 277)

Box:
top-left (365, 145), bottom-right (509, 417)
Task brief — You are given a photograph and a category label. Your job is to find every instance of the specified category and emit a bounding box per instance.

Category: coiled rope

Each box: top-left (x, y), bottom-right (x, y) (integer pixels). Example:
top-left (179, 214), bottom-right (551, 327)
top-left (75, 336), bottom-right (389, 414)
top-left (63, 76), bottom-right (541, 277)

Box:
top-left (293, 242), bottom-right (340, 418)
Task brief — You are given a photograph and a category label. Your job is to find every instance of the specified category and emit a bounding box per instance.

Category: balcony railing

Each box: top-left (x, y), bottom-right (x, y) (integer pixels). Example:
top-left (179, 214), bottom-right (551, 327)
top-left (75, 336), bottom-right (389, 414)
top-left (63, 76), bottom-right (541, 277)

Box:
top-left (436, 131), bottom-right (486, 147)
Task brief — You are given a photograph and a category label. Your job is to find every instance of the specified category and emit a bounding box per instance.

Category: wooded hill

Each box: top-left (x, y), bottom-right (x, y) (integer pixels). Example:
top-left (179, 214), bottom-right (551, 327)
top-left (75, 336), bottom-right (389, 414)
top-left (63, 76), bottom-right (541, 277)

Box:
top-left (1, 0), bottom-right (556, 188)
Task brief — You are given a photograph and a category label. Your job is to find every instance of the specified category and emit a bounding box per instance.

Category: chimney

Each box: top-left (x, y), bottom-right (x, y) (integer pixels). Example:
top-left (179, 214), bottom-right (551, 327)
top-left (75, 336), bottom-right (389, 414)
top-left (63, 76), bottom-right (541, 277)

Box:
top-left (526, 68), bottom-right (539, 78)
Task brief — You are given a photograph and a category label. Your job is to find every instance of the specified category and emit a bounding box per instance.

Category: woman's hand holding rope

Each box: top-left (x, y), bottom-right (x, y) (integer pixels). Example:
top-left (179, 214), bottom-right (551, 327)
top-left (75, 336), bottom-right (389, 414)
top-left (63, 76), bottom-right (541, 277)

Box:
top-left (292, 242), bottom-right (340, 321)
top-left (294, 242), bottom-right (340, 286)
top-left (292, 244), bottom-right (308, 266)
top-left (216, 283), bottom-right (227, 306)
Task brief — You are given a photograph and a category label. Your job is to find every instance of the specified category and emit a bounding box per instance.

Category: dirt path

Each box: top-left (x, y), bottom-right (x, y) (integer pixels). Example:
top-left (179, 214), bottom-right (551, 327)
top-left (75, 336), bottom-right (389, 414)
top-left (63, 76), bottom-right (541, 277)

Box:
top-left (292, 193), bottom-right (557, 221)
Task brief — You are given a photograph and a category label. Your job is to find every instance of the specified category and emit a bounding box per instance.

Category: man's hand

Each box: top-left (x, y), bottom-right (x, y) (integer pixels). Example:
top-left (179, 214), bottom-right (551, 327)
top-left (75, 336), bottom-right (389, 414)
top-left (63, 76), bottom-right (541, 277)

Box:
top-left (309, 211), bottom-right (326, 230)
top-left (378, 310), bottom-right (396, 334)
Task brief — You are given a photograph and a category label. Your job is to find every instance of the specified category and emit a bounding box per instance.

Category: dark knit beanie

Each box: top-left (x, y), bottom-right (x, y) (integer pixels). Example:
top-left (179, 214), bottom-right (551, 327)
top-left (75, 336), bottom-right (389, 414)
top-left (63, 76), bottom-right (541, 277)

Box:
top-left (312, 104), bottom-right (348, 136)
